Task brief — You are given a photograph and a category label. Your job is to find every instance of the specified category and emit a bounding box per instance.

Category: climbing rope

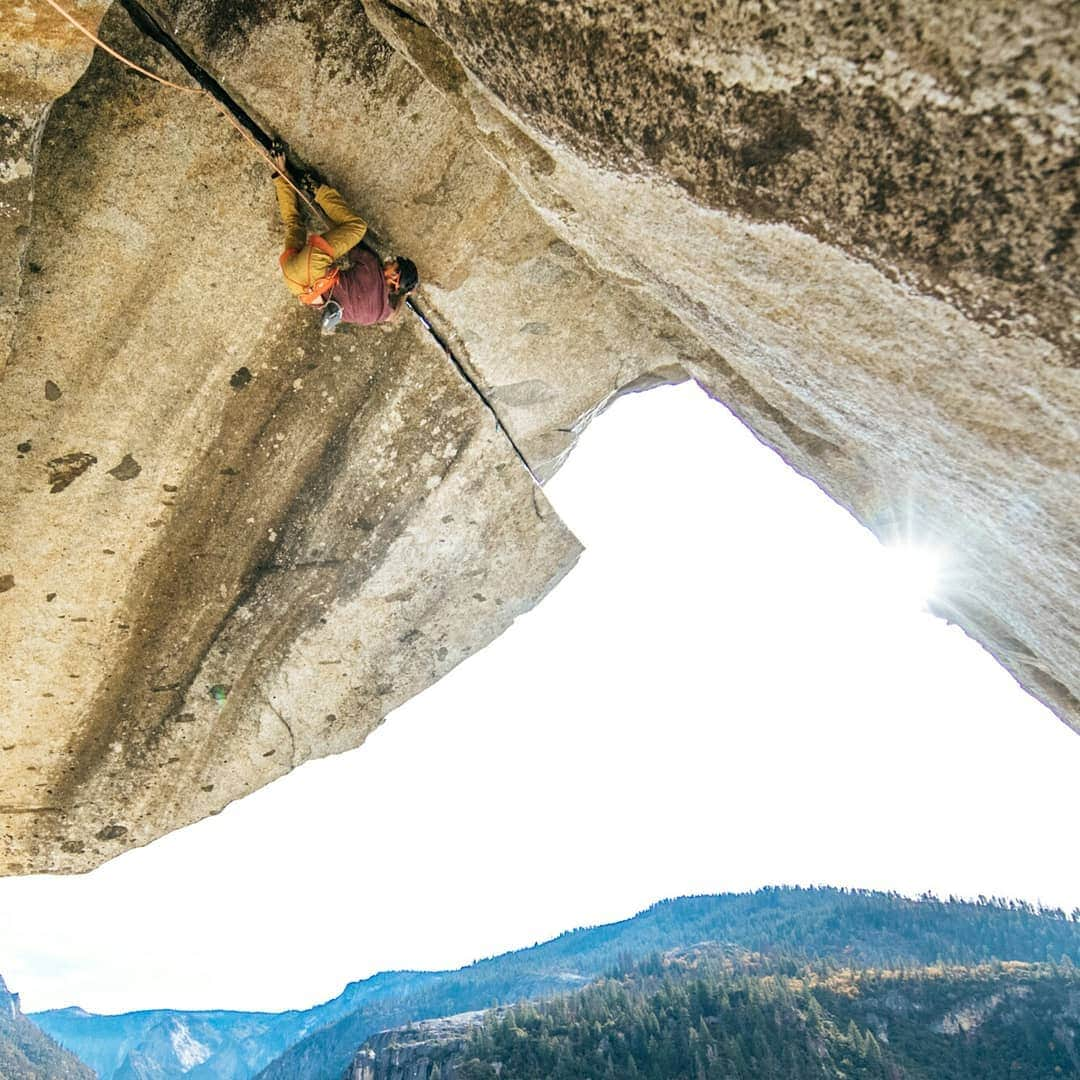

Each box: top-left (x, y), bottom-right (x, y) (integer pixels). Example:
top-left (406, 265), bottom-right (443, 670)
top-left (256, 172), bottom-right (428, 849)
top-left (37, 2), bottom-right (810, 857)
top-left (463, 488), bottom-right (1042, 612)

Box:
top-left (40, 0), bottom-right (328, 226)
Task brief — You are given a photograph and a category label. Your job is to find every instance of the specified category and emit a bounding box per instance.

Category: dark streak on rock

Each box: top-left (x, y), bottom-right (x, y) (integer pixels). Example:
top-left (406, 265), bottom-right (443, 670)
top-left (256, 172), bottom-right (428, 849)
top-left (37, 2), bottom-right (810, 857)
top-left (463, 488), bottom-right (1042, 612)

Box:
top-left (50, 258), bottom-right (490, 852)
top-left (53, 331), bottom-right (359, 807)
top-left (385, 1), bottom-right (429, 31)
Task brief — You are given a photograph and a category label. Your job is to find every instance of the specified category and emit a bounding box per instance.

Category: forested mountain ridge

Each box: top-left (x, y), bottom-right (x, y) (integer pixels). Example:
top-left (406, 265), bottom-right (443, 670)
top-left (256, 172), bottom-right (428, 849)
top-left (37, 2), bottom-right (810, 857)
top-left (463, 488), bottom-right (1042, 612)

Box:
top-left (30, 887), bottom-right (1080, 1080)
top-left (256, 887), bottom-right (1080, 1080)
top-left (350, 951), bottom-right (1080, 1079)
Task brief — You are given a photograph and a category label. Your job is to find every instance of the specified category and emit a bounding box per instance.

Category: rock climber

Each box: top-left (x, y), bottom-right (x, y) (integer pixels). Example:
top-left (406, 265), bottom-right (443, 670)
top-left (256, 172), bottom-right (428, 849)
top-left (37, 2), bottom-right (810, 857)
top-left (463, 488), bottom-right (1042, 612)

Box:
top-left (271, 146), bottom-right (418, 335)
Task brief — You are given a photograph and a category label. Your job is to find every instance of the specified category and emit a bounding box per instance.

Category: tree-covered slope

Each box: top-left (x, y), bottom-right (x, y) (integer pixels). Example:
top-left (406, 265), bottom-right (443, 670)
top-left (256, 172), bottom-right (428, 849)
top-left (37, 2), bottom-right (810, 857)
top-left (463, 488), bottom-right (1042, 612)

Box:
top-left (355, 952), bottom-right (1080, 1079)
top-left (259, 887), bottom-right (1080, 1080)
top-left (0, 974), bottom-right (95, 1080)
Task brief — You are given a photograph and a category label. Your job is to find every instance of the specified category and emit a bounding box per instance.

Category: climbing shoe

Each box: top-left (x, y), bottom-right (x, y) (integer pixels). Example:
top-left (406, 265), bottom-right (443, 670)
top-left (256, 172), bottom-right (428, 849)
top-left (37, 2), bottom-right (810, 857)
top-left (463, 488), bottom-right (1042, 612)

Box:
top-left (320, 300), bottom-right (343, 336)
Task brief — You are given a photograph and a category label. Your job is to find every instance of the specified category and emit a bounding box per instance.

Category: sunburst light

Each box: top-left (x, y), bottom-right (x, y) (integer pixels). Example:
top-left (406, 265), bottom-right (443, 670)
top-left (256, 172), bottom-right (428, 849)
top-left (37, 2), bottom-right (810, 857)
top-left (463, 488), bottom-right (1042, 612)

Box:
top-left (881, 541), bottom-right (946, 612)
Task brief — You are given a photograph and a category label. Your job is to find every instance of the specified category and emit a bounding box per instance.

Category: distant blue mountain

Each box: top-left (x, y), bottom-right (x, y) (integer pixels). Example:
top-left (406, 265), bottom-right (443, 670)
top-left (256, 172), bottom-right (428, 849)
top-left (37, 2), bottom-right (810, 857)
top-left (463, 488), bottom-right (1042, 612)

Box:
top-left (33, 970), bottom-right (441, 1079)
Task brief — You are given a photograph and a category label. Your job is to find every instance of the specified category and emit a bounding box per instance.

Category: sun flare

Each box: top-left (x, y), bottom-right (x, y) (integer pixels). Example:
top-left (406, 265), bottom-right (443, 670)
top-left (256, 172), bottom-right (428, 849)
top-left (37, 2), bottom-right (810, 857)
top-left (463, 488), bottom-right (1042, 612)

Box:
top-left (882, 542), bottom-right (945, 611)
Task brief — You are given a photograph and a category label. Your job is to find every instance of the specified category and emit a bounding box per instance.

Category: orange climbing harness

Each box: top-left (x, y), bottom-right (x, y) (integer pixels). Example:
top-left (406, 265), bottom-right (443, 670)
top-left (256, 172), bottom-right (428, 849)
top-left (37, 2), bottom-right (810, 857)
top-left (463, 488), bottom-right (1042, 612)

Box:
top-left (279, 234), bottom-right (341, 305)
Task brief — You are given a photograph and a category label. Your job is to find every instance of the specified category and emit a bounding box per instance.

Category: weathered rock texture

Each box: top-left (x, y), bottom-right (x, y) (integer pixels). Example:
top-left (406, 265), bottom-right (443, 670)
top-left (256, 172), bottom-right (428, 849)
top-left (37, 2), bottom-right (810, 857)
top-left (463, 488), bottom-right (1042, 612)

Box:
top-left (0, 0), bottom-right (1077, 873)
top-left (362, 0), bottom-right (1079, 718)
top-left (0, 0), bottom-right (109, 362)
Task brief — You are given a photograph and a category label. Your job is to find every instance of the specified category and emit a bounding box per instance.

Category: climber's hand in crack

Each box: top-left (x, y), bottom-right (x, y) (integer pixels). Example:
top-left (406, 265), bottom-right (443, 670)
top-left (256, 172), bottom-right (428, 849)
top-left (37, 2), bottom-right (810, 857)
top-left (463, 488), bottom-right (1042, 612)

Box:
top-left (270, 139), bottom-right (288, 178)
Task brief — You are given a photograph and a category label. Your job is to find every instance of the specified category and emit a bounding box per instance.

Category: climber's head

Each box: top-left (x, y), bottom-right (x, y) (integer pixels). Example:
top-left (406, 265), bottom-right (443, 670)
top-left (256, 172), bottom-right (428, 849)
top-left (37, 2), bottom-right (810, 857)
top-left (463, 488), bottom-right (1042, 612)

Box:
top-left (384, 257), bottom-right (419, 297)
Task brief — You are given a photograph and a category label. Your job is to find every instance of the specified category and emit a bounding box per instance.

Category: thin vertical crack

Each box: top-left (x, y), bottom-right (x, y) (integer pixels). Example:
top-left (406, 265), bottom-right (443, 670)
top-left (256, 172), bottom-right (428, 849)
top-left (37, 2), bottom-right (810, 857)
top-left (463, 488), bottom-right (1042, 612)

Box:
top-left (406, 298), bottom-right (540, 484)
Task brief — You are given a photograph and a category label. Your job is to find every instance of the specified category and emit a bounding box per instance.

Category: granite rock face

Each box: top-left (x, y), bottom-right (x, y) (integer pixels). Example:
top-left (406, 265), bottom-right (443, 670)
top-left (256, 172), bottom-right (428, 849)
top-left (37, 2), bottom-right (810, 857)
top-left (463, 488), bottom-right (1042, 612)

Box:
top-left (0, 0), bottom-right (109, 364)
top-left (0, 4), bottom-right (583, 873)
top-left (0, 0), bottom-right (1077, 873)
top-left (383, 0), bottom-right (1078, 352)
top-left (363, 0), bottom-right (1079, 721)
top-left (344, 1012), bottom-right (495, 1080)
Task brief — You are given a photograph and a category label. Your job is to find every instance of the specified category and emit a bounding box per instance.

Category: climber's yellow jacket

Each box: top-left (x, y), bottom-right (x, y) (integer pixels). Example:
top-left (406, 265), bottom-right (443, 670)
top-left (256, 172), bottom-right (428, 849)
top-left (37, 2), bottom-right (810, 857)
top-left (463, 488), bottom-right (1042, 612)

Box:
top-left (274, 176), bottom-right (367, 302)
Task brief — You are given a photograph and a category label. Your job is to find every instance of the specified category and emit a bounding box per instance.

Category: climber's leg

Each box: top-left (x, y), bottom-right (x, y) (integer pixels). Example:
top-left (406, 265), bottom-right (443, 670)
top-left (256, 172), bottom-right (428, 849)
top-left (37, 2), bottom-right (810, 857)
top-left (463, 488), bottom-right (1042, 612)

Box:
top-left (314, 185), bottom-right (368, 258)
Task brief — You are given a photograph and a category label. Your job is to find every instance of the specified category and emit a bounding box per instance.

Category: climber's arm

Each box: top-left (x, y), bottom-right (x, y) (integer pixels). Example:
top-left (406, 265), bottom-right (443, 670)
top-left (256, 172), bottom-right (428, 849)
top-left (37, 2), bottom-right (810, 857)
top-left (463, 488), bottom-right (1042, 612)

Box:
top-left (272, 171), bottom-right (306, 254)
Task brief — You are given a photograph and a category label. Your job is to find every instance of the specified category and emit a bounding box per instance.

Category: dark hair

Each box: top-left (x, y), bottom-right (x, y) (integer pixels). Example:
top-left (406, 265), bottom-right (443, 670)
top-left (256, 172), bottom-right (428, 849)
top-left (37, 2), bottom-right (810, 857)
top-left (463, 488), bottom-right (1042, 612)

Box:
top-left (394, 257), bottom-right (419, 295)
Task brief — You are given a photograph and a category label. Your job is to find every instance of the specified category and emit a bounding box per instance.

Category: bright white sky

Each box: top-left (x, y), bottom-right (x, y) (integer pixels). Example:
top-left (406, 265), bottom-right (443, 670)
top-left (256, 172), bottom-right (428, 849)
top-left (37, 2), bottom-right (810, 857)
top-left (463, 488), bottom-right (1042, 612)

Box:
top-left (2, 382), bottom-right (1078, 1016)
